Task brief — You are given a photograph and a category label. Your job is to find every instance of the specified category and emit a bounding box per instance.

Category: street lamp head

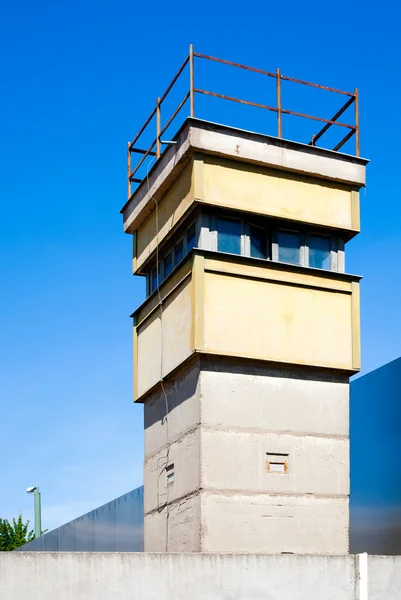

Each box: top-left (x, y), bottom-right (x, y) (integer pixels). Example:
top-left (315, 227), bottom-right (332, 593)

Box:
top-left (26, 486), bottom-right (37, 493)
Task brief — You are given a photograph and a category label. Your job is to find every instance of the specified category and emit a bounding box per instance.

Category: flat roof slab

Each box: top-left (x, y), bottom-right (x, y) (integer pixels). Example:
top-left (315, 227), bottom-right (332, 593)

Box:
top-left (122, 118), bottom-right (368, 233)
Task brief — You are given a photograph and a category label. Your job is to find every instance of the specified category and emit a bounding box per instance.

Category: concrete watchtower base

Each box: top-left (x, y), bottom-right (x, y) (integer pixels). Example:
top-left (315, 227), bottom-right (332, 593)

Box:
top-left (143, 356), bottom-right (349, 553)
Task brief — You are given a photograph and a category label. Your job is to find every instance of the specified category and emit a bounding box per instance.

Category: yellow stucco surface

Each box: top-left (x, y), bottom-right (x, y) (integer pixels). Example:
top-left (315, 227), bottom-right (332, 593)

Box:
top-left (202, 156), bottom-right (357, 232)
top-left (134, 253), bottom-right (360, 401)
top-left (203, 270), bottom-right (353, 371)
top-left (134, 154), bottom-right (359, 275)
top-left (135, 162), bottom-right (194, 272)
top-left (136, 275), bottom-right (193, 398)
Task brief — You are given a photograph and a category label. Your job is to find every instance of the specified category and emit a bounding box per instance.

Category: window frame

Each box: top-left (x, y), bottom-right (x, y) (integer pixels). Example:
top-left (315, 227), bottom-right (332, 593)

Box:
top-left (185, 220), bottom-right (198, 255)
top-left (149, 263), bottom-right (160, 295)
top-left (145, 216), bottom-right (200, 297)
top-left (247, 222), bottom-right (270, 260)
top-left (163, 249), bottom-right (173, 280)
top-left (306, 232), bottom-right (332, 271)
top-left (145, 210), bottom-right (344, 298)
top-left (273, 229), bottom-right (304, 266)
top-left (174, 236), bottom-right (185, 267)
top-left (213, 215), bottom-right (245, 256)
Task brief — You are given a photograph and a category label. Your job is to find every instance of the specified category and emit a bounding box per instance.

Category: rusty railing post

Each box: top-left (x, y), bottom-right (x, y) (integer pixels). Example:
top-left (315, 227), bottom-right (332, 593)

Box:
top-left (189, 44), bottom-right (195, 117)
top-left (156, 97), bottom-right (161, 158)
top-left (276, 68), bottom-right (282, 138)
top-left (354, 87), bottom-right (360, 156)
top-left (127, 142), bottom-right (131, 199)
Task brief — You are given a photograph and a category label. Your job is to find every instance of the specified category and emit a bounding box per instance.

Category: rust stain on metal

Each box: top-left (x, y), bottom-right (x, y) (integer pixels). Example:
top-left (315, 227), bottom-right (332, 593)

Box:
top-left (276, 67), bottom-right (282, 138)
top-left (195, 88), bottom-right (279, 113)
top-left (310, 96), bottom-right (355, 147)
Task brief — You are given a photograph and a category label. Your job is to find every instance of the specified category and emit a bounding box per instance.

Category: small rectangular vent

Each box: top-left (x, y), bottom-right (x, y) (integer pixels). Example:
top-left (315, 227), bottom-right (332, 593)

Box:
top-left (266, 453), bottom-right (289, 474)
top-left (166, 463), bottom-right (175, 484)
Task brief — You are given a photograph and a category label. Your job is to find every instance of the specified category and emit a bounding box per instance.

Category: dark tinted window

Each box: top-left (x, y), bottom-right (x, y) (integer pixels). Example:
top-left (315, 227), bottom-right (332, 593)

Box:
top-left (217, 218), bottom-right (241, 255)
top-left (151, 267), bottom-right (158, 292)
top-left (250, 225), bottom-right (268, 259)
top-left (164, 251), bottom-right (173, 278)
top-left (186, 222), bottom-right (196, 253)
top-left (174, 238), bottom-right (184, 265)
top-left (277, 231), bottom-right (301, 265)
top-left (308, 235), bottom-right (330, 270)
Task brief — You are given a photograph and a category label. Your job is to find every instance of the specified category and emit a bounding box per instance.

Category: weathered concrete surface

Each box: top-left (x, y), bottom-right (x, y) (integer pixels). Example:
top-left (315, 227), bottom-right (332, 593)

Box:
top-left (144, 357), bottom-right (350, 553)
top-left (143, 358), bottom-right (200, 457)
top-left (202, 493), bottom-right (348, 554)
top-left (201, 361), bottom-right (349, 435)
top-left (369, 556), bottom-right (401, 600)
top-left (0, 553), bottom-right (358, 600)
top-left (144, 427), bottom-right (200, 514)
top-left (144, 494), bottom-right (201, 552)
top-left (201, 428), bottom-right (349, 495)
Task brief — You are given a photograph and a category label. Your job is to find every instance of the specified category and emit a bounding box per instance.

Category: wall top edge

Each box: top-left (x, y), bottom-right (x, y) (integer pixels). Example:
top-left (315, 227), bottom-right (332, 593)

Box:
top-left (122, 118), bottom-right (368, 234)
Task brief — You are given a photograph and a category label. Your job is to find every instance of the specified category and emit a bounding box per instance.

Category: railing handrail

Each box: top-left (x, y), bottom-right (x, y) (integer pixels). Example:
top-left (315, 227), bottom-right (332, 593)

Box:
top-left (126, 45), bottom-right (360, 202)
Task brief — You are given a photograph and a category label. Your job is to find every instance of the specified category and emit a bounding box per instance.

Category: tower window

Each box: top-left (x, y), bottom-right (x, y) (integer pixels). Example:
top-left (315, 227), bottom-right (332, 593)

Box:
top-left (186, 222), bottom-right (197, 253)
top-left (174, 238), bottom-right (184, 265)
top-left (217, 217), bottom-right (241, 255)
top-left (277, 231), bottom-right (301, 265)
top-left (308, 234), bottom-right (331, 270)
top-left (250, 224), bottom-right (268, 259)
top-left (164, 250), bottom-right (173, 279)
top-left (150, 266), bottom-right (159, 293)
top-left (145, 212), bottom-right (343, 298)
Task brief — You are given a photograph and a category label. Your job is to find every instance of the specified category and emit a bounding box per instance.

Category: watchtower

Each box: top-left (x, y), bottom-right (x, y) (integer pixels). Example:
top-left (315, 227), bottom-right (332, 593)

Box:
top-left (121, 46), bottom-right (367, 553)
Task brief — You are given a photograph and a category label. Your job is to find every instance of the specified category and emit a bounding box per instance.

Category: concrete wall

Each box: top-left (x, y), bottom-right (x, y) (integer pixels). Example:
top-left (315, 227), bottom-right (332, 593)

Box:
top-left (369, 555), bottom-right (401, 600)
top-left (2, 552), bottom-right (398, 600)
top-left (143, 358), bottom-right (201, 552)
top-left (143, 357), bottom-right (350, 553)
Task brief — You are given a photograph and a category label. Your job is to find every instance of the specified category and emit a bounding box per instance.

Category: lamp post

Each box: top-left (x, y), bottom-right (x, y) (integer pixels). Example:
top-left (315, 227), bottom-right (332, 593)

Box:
top-left (26, 486), bottom-right (41, 538)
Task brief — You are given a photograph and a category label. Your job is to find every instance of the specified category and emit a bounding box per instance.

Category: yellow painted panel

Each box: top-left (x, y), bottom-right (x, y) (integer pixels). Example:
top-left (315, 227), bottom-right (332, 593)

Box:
top-left (203, 272), bottom-right (353, 370)
top-left (351, 281), bottom-right (361, 370)
top-left (136, 162), bottom-right (194, 271)
top-left (161, 277), bottom-right (193, 378)
top-left (204, 257), bottom-right (353, 293)
top-left (137, 259), bottom-right (193, 325)
top-left (136, 308), bottom-right (161, 399)
top-left (351, 191), bottom-right (360, 231)
top-left (202, 157), bottom-right (355, 231)
top-left (136, 277), bottom-right (193, 398)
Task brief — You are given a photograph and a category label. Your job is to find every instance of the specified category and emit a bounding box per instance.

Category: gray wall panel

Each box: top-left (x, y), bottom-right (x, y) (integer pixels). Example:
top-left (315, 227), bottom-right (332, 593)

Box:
top-left (350, 357), bottom-right (401, 554)
top-left (17, 486), bottom-right (143, 552)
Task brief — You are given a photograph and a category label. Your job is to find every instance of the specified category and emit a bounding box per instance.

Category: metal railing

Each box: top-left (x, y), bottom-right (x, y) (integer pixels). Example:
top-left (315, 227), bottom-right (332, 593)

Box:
top-left (127, 44), bottom-right (359, 200)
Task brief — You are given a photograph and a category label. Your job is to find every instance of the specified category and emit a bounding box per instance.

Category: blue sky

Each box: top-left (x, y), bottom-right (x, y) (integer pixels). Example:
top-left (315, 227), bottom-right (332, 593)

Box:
top-left (1, 0), bottom-right (400, 531)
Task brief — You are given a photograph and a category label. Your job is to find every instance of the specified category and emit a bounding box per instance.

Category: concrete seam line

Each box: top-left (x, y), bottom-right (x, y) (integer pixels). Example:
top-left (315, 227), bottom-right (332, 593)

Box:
top-left (356, 552), bottom-right (368, 600)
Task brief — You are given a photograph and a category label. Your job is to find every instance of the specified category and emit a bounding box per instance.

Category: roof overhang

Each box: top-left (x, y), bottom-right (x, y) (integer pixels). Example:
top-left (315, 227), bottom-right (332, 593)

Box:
top-left (121, 118), bottom-right (369, 234)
